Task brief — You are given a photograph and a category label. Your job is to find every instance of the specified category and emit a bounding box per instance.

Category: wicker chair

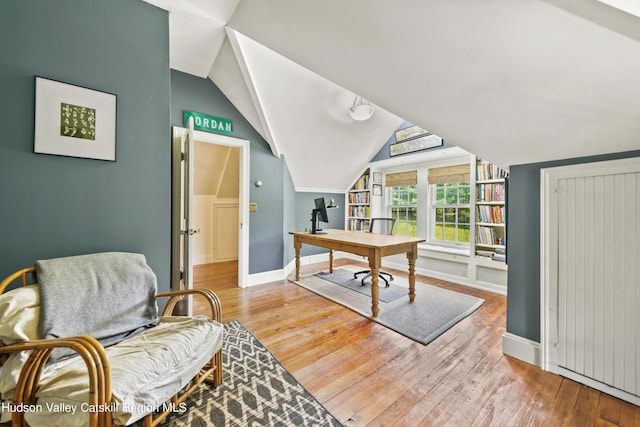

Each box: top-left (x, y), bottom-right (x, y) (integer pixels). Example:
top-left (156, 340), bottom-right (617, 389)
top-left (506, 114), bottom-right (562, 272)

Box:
top-left (0, 254), bottom-right (223, 427)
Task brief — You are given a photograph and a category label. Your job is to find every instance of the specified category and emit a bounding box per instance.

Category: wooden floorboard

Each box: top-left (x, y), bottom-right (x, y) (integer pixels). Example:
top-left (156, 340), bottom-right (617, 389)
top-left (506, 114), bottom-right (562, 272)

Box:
top-left (193, 259), bottom-right (640, 426)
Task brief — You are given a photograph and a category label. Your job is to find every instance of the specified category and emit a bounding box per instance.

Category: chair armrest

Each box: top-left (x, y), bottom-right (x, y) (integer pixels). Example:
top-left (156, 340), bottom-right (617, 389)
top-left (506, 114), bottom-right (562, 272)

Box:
top-left (156, 289), bottom-right (222, 322)
top-left (0, 336), bottom-right (112, 426)
top-left (0, 267), bottom-right (37, 293)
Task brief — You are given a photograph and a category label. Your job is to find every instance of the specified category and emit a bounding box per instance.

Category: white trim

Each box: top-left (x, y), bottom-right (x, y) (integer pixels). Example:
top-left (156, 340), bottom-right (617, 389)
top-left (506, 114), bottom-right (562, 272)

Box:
top-left (296, 187), bottom-right (346, 194)
top-left (502, 332), bottom-right (541, 367)
top-left (225, 28), bottom-right (280, 158)
top-left (558, 367), bottom-right (640, 406)
top-left (370, 146), bottom-right (471, 170)
top-left (174, 127), bottom-right (251, 289)
top-left (248, 252), bottom-right (335, 287)
top-left (248, 268), bottom-right (286, 287)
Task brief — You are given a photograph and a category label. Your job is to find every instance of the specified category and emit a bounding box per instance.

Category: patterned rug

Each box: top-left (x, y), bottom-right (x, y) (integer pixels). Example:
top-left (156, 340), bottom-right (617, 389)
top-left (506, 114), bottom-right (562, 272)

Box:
top-left (149, 320), bottom-right (343, 427)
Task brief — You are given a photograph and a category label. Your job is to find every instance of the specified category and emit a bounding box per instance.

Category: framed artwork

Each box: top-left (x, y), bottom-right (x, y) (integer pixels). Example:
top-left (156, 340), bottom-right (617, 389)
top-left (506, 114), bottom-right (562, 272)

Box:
top-left (372, 184), bottom-right (383, 196)
top-left (34, 76), bottom-right (117, 161)
top-left (372, 171), bottom-right (382, 184)
top-left (394, 124), bottom-right (429, 143)
top-left (390, 134), bottom-right (443, 156)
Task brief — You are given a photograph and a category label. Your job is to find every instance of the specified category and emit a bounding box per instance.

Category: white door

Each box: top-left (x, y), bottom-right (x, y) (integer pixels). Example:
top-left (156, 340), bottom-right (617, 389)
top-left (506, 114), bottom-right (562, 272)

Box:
top-left (542, 157), bottom-right (640, 406)
top-left (171, 121), bottom-right (196, 314)
top-left (171, 126), bottom-right (250, 300)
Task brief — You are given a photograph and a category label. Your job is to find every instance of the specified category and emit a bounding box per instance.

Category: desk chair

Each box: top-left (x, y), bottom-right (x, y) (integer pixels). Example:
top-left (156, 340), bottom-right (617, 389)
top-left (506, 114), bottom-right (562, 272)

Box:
top-left (353, 218), bottom-right (396, 287)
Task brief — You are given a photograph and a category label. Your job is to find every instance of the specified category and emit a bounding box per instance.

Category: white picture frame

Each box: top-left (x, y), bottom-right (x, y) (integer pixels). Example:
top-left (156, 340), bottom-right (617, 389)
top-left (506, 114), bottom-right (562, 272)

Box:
top-left (34, 76), bottom-right (116, 161)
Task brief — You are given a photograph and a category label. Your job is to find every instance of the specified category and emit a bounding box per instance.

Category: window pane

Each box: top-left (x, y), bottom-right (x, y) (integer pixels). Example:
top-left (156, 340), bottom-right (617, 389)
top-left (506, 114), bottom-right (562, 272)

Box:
top-left (408, 207), bottom-right (417, 222)
top-left (410, 187), bottom-right (418, 204)
top-left (459, 184), bottom-right (471, 204)
top-left (444, 207), bottom-right (455, 223)
top-left (443, 224), bottom-right (456, 241)
top-left (408, 222), bottom-right (417, 237)
top-left (392, 189), bottom-right (401, 205)
top-left (435, 223), bottom-right (444, 240)
top-left (399, 208), bottom-right (407, 221)
top-left (435, 207), bottom-right (443, 222)
top-left (445, 186), bottom-right (458, 204)
top-left (458, 208), bottom-right (470, 224)
top-left (392, 207), bottom-right (400, 221)
top-left (458, 225), bottom-right (470, 243)
top-left (435, 186), bottom-right (445, 204)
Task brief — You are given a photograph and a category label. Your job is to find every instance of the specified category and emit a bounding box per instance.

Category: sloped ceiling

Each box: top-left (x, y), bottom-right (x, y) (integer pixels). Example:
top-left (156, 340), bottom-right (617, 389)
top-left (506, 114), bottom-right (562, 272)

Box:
top-left (145, 0), bottom-right (640, 191)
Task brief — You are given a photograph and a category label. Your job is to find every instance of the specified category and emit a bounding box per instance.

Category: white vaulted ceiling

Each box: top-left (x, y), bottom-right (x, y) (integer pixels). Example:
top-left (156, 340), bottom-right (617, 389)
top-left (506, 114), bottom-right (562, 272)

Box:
top-left (144, 0), bottom-right (640, 192)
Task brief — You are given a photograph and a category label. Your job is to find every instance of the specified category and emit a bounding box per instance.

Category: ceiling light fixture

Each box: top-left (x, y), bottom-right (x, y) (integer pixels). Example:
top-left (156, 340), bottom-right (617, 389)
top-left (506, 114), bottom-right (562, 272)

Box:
top-left (349, 96), bottom-right (374, 121)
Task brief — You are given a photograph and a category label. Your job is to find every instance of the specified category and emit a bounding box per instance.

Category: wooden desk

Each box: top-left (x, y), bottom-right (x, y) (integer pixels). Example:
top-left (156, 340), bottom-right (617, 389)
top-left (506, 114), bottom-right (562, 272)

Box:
top-left (289, 229), bottom-right (425, 317)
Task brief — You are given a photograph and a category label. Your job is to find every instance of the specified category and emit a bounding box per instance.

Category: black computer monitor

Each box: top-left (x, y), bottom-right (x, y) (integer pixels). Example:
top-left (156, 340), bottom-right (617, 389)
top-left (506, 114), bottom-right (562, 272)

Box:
top-left (311, 197), bottom-right (329, 234)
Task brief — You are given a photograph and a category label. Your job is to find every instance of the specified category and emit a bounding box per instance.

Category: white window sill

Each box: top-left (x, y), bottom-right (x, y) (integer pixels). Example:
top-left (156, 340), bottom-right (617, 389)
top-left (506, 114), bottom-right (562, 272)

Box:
top-left (418, 243), bottom-right (470, 257)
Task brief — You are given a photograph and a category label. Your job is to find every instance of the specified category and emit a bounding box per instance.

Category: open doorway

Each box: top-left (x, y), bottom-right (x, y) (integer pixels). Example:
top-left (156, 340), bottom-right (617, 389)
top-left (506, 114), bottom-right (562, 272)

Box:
top-left (171, 127), bottom-right (250, 310)
top-left (192, 140), bottom-right (240, 287)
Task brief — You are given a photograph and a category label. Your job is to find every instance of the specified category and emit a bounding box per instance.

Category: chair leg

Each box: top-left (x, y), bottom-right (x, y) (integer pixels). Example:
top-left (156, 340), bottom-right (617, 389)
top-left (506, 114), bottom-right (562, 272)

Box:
top-left (359, 272), bottom-right (372, 286)
top-left (379, 274), bottom-right (390, 287)
top-left (380, 271), bottom-right (394, 282)
top-left (353, 270), bottom-right (370, 280)
top-left (360, 271), bottom-right (391, 287)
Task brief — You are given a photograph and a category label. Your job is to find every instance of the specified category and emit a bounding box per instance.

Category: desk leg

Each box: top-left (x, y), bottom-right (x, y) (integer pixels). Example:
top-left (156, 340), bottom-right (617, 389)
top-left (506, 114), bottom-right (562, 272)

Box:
top-left (369, 251), bottom-right (381, 317)
top-left (329, 249), bottom-right (334, 273)
top-left (407, 244), bottom-right (417, 302)
top-left (294, 238), bottom-right (301, 281)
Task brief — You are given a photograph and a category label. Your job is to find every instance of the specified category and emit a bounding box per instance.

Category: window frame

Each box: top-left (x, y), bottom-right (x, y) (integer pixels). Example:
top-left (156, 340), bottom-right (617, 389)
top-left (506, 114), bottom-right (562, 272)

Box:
top-left (429, 182), bottom-right (471, 247)
top-left (389, 184), bottom-right (418, 237)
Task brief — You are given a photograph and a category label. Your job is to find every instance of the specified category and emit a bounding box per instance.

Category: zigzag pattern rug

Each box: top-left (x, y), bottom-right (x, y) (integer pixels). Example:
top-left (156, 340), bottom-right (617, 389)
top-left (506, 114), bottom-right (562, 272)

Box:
top-left (155, 320), bottom-right (343, 426)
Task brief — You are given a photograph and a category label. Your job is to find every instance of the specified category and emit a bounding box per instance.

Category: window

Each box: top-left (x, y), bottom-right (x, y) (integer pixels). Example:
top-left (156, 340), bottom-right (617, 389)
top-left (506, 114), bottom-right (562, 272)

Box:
top-left (432, 182), bottom-right (470, 244)
top-left (391, 185), bottom-right (417, 236)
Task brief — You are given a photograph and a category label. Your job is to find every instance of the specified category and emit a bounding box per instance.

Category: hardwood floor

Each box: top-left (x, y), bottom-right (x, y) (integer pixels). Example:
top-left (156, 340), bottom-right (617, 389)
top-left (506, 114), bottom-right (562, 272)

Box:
top-left (193, 260), bottom-right (640, 426)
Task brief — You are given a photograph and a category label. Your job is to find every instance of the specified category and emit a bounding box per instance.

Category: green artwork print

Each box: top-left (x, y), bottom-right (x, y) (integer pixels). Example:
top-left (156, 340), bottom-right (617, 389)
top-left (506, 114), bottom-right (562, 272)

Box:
top-left (60, 102), bottom-right (96, 140)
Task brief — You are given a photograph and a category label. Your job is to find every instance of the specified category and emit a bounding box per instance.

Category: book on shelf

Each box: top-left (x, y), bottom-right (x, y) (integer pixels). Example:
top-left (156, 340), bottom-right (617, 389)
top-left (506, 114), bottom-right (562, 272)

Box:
top-left (348, 191), bottom-right (370, 204)
top-left (476, 162), bottom-right (508, 181)
top-left (349, 205), bottom-right (370, 218)
top-left (476, 250), bottom-right (494, 258)
top-left (476, 205), bottom-right (504, 224)
top-left (492, 248), bottom-right (506, 262)
top-left (476, 225), bottom-right (505, 246)
top-left (352, 173), bottom-right (370, 190)
top-left (348, 218), bottom-right (370, 231)
top-left (477, 183), bottom-right (505, 202)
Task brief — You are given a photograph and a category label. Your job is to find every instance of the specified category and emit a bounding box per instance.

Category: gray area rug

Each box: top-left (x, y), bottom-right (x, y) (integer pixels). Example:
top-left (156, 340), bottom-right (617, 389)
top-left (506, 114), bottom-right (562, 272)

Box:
top-left (293, 267), bottom-right (484, 345)
top-left (136, 320), bottom-right (343, 427)
top-left (314, 268), bottom-right (407, 302)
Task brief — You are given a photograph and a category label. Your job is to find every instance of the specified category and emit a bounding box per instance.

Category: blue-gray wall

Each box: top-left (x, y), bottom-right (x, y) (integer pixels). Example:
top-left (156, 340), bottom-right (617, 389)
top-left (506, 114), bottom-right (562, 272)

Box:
top-left (170, 70), bottom-right (290, 274)
top-left (0, 0), bottom-right (171, 289)
top-left (507, 149), bottom-right (640, 342)
top-left (295, 192), bottom-right (345, 257)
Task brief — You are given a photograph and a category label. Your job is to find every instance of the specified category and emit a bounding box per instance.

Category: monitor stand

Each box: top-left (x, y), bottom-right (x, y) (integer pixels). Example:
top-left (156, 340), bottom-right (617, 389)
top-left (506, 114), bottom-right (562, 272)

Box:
top-left (310, 209), bottom-right (328, 234)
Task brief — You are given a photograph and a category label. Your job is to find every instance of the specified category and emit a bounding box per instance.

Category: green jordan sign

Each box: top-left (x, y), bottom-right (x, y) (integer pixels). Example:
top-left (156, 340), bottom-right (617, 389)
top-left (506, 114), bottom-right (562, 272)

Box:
top-left (183, 111), bottom-right (233, 135)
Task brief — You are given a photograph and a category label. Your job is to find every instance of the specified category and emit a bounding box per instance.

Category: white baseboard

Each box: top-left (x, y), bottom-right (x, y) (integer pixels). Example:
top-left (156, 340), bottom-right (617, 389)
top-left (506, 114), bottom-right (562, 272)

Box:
top-left (247, 253), bottom-right (333, 287)
top-left (502, 332), bottom-right (541, 367)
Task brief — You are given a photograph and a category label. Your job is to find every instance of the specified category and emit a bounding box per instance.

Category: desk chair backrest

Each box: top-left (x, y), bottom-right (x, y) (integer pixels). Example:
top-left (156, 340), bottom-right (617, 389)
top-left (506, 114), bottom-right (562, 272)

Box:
top-left (370, 218), bottom-right (396, 235)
